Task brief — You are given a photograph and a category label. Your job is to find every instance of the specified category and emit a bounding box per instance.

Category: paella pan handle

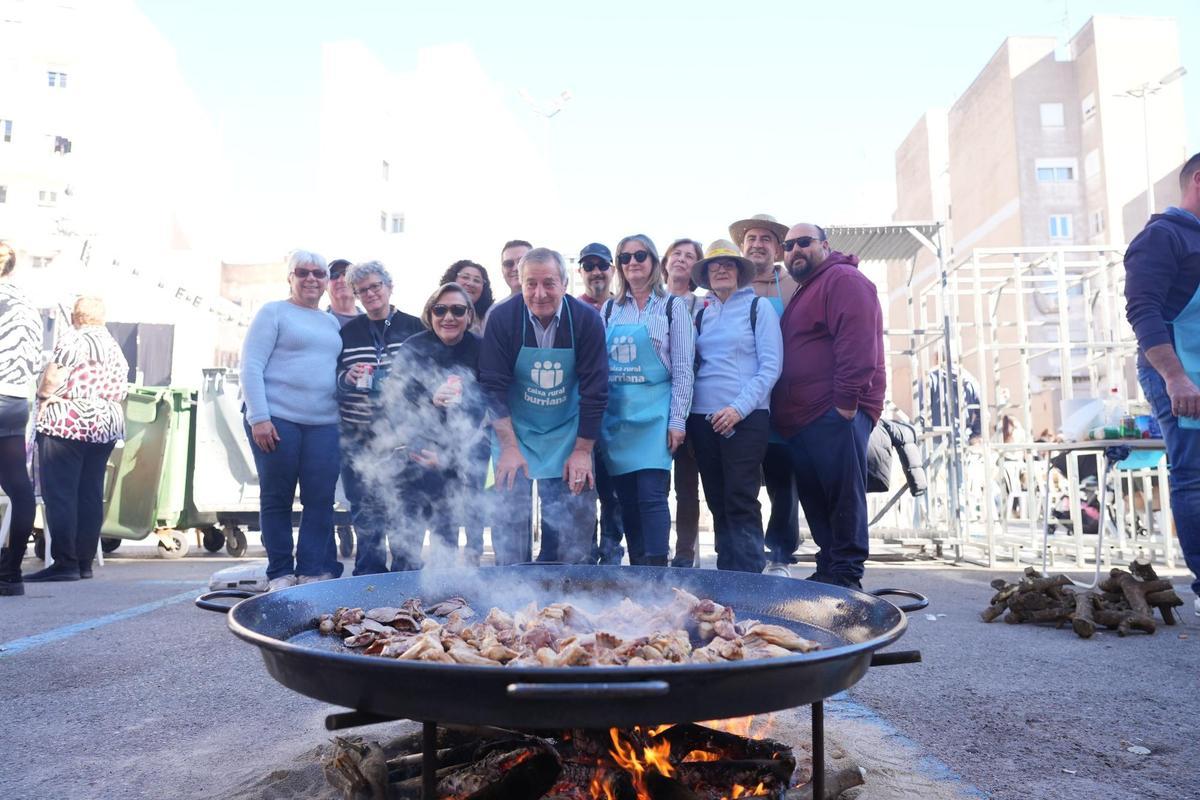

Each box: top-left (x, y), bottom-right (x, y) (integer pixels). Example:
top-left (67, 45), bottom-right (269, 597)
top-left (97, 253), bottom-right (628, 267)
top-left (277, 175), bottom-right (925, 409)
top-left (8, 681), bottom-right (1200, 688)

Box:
top-left (870, 588), bottom-right (929, 613)
top-left (195, 589), bottom-right (256, 614)
top-left (506, 681), bottom-right (670, 699)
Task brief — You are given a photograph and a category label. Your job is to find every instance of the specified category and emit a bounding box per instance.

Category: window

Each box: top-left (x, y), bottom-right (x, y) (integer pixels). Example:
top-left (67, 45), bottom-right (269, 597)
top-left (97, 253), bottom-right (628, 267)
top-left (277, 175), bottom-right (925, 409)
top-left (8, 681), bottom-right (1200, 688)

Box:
top-left (380, 212), bottom-right (387, 232)
top-left (390, 214), bottom-right (404, 234)
top-left (1090, 210), bottom-right (1105, 235)
top-left (1039, 102), bottom-right (1064, 128)
top-left (53, 135), bottom-right (71, 154)
top-left (1085, 149), bottom-right (1101, 179)
top-left (29, 256), bottom-right (50, 269)
top-left (0, 185), bottom-right (6, 203)
top-left (2, 120), bottom-right (10, 143)
top-left (1081, 93), bottom-right (1096, 122)
top-left (1035, 158), bottom-right (1076, 183)
top-left (1049, 214), bottom-right (1073, 240)
top-left (38, 190), bottom-right (57, 206)
top-left (381, 160), bottom-right (389, 181)
top-left (47, 71), bottom-right (67, 88)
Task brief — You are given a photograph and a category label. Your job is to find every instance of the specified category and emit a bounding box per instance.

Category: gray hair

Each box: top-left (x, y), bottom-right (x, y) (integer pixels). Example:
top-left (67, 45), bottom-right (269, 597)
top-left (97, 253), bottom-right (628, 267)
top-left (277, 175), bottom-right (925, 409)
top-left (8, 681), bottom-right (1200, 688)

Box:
top-left (518, 247), bottom-right (568, 284)
top-left (286, 249), bottom-right (327, 274)
top-left (347, 260), bottom-right (393, 289)
top-left (613, 233), bottom-right (665, 299)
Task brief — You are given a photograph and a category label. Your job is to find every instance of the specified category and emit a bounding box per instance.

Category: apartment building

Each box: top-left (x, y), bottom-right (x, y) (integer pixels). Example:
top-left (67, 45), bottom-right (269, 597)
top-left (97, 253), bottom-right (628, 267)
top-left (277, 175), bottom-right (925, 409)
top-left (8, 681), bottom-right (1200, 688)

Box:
top-left (0, 0), bottom-right (227, 384)
top-left (890, 15), bottom-right (1189, 422)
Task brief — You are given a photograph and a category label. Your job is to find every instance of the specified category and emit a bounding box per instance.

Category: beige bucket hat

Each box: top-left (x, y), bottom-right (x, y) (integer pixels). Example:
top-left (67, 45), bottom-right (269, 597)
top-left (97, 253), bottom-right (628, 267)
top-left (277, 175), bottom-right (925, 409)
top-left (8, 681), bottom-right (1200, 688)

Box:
top-left (728, 213), bottom-right (789, 250)
top-left (691, 239), bottom-right (755, 290)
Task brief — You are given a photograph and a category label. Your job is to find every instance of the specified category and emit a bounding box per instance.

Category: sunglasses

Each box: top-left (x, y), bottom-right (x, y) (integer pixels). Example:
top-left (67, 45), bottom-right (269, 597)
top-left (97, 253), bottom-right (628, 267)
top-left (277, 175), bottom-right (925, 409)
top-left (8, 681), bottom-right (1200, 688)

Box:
top-left (354, 281), bottom-right (385, 296)
top-left (292, 267), bottom-right (328, 279)
top-left (329, 268), bottom-right (347, 280)
top-left (581, 260), bottom-right (610, 273)
top-left (782, 236), bottom-right (821, 252)
top-left (617, 250), bottom-right (650, 266)
top-left (501, 259), bottom-right (519, 270)
top-left (432, 304), bottom-right (470, 319)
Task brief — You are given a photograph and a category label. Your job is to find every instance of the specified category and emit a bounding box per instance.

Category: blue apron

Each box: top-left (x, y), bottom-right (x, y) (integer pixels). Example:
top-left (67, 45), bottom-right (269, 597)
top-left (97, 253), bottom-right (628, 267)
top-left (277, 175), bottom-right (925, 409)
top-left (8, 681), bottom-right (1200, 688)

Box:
top-left (601, 313), bottom-right (672, 476)
top-left (491, 303), bottom-right (581, 478)
top-left (1170, 284), bottom-right (1200, 429)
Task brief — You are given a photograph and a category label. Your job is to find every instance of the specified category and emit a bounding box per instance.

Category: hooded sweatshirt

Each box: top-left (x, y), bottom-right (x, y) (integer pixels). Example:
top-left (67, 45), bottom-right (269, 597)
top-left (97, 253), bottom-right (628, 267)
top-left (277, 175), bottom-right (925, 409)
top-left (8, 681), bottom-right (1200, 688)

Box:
top-left (1124, 208), bottom-right (1200, 370)
top-left (771, 252), bottom-right (885, 436)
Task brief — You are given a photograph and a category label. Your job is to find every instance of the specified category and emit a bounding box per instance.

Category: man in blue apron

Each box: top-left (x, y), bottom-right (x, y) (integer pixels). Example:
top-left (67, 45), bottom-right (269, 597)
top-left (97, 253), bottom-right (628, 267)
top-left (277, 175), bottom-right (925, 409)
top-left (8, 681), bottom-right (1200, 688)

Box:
top-left (480, 247), bottom-right (609, 565)
top-left (729, 213), bottom-right (802, 571)
top-left (1125, 152), bottom-right (1200, 617)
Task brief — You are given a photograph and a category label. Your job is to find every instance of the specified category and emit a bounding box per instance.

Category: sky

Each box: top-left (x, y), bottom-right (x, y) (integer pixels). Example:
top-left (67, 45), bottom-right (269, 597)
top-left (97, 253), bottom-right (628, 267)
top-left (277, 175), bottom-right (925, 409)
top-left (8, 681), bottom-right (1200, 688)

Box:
top-left (134, 0), bottom-right (1200, 262)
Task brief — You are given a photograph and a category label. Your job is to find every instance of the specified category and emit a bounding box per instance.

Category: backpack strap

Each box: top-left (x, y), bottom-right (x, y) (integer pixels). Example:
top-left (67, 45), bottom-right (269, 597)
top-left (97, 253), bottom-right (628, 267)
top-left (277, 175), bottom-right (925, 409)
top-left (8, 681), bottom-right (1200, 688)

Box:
top-left (750, 296), bottom-right (760, 332)
top-left (602, 299), bottom-right (614, 323)
top-left (666, 294), bottom-right (675, 327)
top-left (695, 305), bottom-right (706, 334)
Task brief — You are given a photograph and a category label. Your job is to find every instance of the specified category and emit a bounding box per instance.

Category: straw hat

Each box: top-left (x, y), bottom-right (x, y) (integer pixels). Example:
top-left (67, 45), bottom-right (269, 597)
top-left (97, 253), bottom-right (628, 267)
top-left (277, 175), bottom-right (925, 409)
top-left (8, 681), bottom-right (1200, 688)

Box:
top-left (692, 239), bottom-right (755, 290)
top-left (728, 213), bottom-right (789, 250)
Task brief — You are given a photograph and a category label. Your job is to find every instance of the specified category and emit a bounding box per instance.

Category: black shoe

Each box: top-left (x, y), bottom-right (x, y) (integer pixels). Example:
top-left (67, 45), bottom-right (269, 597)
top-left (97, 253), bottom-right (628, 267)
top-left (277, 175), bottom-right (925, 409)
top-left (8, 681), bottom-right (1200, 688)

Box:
top-left (669, 557), bottom-right (696, 568)
top-left (832, 575), bottom-right (864, 591)
top-left (0, 578), bottom-right (24, 596)
top-left (24, 565), bottom-right (81, 583)
top-left (79, 567), bottom-right (94, 579)
top-left (805, 571), bottom-right (838, 585)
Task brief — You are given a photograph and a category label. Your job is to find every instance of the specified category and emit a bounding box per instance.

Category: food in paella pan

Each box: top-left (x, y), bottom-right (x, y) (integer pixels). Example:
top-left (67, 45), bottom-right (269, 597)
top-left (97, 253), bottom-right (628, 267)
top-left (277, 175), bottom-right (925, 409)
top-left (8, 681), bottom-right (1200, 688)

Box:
top-left (315, 588), bottom-right (820, 666)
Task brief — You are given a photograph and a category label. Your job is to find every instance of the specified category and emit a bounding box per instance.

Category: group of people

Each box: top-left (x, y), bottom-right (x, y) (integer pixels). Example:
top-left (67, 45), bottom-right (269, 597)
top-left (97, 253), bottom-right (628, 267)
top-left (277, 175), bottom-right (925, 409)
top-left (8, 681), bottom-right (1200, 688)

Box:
top-left (1, 239), bottom-right (130, 595)
top-left (233, 212), bottom-right (885, 592)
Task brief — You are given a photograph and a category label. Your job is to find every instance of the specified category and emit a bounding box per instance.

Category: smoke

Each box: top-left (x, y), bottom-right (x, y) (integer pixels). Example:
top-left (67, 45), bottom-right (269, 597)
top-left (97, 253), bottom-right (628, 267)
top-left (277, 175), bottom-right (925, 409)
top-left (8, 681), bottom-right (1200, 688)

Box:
top-left (346, 337), bottom-right (496, 573)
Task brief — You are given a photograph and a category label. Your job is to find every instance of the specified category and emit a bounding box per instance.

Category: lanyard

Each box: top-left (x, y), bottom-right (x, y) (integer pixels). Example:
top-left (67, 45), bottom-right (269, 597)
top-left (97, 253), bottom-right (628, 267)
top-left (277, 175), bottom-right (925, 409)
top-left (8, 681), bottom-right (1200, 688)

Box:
top-left (369, 310), bottom-right (394, 363)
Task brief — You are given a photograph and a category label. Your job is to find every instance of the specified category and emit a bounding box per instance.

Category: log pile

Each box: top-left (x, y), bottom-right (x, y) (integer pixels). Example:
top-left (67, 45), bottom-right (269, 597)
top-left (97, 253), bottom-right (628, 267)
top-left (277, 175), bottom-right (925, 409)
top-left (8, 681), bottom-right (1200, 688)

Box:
top-left (981, 561), bottom-right (1183, 639)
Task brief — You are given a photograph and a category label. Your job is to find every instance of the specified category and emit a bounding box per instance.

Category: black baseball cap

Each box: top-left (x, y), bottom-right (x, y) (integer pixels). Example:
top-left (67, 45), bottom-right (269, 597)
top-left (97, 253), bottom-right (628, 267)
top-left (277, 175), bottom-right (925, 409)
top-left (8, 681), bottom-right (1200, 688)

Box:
top-left (579, 243), bottom-right (612, 264)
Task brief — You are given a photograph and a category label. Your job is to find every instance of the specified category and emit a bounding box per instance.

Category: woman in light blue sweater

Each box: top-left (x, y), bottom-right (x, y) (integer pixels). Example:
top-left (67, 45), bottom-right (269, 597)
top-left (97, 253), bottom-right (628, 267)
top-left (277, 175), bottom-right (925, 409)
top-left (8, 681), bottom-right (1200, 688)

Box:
top-left (686, 240), bottom-right (782, 573)
top-left (241, 250), bottom-right (344, 590)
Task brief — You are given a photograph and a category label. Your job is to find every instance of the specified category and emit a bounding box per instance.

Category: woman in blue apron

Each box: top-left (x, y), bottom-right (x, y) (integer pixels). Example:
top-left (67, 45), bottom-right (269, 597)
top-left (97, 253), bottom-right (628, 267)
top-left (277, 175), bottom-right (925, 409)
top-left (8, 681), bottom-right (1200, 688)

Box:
top-left (600, 234), bottom-right (695, 566)
top-left (687, 240), bottom-right (782, 573)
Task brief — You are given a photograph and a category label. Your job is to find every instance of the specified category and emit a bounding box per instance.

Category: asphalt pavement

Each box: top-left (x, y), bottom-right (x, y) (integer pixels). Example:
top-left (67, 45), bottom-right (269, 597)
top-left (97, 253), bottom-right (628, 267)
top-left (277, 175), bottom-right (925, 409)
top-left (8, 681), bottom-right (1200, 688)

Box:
top-left (1, 545), bottom-right (1195, 800)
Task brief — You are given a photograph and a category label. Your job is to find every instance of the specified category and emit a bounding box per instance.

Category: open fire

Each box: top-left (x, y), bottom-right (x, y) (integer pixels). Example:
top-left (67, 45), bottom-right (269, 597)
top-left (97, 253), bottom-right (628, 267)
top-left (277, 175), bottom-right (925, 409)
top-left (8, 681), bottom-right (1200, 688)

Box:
top-left (323, 716), bottom-right (816, 800)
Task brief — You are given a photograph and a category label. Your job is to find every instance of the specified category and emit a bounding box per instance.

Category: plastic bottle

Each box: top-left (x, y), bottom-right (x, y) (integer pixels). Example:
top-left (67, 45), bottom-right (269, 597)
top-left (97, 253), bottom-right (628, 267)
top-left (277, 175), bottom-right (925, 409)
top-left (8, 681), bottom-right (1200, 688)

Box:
top-left (1103, 385), bottom-right (1125, 428)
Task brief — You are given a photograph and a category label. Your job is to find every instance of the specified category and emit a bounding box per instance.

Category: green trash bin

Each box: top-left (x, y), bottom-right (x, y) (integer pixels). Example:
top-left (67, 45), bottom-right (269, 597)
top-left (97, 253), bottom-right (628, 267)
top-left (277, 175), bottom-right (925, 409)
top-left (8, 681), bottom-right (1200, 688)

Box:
top-left (100, 387), bottom-right (199, 556)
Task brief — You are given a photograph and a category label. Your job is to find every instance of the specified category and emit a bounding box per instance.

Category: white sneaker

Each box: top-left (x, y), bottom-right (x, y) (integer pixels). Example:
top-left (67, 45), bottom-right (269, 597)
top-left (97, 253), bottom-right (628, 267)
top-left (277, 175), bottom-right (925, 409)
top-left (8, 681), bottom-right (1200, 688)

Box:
top-left (763, 564), bottom-right (791, 578)
top-left (297, 573), bottom-right (334, 585)
top-left (267, 575), bottom-right (298, 592)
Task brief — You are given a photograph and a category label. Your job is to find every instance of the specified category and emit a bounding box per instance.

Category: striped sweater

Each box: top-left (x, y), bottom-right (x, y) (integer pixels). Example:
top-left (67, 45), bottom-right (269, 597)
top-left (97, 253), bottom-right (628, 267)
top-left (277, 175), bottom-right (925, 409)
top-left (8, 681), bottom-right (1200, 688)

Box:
top-left (335, 307), bottom-right (424, 429)
top-left (0, 281), bottom-right (42, 398)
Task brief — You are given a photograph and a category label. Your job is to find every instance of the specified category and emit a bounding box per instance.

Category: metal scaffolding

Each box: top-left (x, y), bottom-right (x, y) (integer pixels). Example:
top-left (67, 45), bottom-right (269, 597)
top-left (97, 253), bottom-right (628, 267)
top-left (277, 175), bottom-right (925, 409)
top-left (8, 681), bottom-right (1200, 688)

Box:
top-left (857, 236), bottom-right (1175, 571)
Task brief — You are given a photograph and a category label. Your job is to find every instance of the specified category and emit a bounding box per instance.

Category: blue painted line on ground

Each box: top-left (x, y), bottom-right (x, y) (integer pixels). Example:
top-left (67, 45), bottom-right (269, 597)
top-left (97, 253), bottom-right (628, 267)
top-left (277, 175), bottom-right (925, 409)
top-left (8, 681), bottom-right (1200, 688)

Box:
top-left (0, 589), bottom-right (198, 658)
top-left (826, 691), bottom-right (989, 798)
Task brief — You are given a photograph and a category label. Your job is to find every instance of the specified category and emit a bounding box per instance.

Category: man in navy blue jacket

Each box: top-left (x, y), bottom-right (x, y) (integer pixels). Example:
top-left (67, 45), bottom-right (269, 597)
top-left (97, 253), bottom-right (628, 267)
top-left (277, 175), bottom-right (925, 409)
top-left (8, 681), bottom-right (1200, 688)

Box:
top-left (480, 247), bottom-right (609, 565)
top-left (1125, 151), bottom-right (1200, 616)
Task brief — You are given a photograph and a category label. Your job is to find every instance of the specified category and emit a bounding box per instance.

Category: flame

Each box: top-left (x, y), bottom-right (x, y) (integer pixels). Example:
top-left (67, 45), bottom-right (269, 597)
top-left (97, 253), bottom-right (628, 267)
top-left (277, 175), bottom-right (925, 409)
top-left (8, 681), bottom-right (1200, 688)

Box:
top-left (699, 714), bottom-right (775, 740)
top-left (725, 782), bottom-right (769, 799)
top-left (588, 771), bottom-right (618, 800)
top-left (683, 749), bottom-right (721, 762)
top-left (604, 728), bottom-right (675, 800)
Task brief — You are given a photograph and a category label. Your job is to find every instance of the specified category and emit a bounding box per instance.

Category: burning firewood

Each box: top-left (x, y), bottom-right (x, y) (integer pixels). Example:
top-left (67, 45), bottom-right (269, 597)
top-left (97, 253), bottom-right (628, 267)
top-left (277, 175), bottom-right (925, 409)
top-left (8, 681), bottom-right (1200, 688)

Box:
top-left (981, 565), bottom-right (1183, 639)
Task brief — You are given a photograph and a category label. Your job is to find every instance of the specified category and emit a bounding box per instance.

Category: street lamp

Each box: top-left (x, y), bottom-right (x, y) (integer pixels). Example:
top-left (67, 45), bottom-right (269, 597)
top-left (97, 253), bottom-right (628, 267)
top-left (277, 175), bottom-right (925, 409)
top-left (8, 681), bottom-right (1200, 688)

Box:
top-left (1116, 66), bottom-right (1187, 220)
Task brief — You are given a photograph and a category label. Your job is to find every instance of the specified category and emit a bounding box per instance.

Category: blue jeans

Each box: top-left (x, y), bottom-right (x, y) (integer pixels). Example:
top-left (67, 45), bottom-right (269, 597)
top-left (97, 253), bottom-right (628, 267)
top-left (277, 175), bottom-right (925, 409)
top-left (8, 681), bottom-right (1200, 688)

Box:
top-left (492, 474), bottom-right (596, 565)
top-left (594, 451), bottom-right (626, 564)
top-left (244, 417), bottom-right (341, 580)
top-left (612, 468), bottom-right (672, 562)
top-left (785, 408), bottom-right (873, 583)
top-left (340, 437), bottom-right (389, 576)
top-left (1139, 366), bottom-right (1200, 595)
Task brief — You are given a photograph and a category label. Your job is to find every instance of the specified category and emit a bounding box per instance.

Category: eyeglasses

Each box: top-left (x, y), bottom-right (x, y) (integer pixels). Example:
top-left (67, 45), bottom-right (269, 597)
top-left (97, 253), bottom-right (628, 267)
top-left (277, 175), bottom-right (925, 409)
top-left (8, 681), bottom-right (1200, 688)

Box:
top-left (782, 236), bottom-right (821, 252)
top-left (709, 260), bottom-right (738, 272)
top-left (354, 281), bottom-right (386, 296)
top-left (617, 250), bottom-right (650, 266)
top-left (581, 260), bottom-right (610, 273)
top-left (329, 268), bottom-right (347, 280)
top-left (432, 304), bottom-right (470, 319)
top-left (292, 267), bottom-right (328, 279)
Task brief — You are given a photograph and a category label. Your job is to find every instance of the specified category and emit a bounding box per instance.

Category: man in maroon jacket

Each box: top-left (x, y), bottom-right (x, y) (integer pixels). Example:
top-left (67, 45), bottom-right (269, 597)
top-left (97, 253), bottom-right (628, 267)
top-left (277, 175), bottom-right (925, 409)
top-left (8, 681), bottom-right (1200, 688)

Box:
top-left (771, 223), bottom-right (885, 590)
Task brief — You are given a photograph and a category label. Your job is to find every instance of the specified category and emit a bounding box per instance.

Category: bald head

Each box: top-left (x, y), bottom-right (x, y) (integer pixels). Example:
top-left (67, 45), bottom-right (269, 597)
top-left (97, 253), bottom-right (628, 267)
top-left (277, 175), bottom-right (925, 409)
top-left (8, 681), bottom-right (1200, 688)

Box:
top-left (783, 223), bottom-right (830, 283)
